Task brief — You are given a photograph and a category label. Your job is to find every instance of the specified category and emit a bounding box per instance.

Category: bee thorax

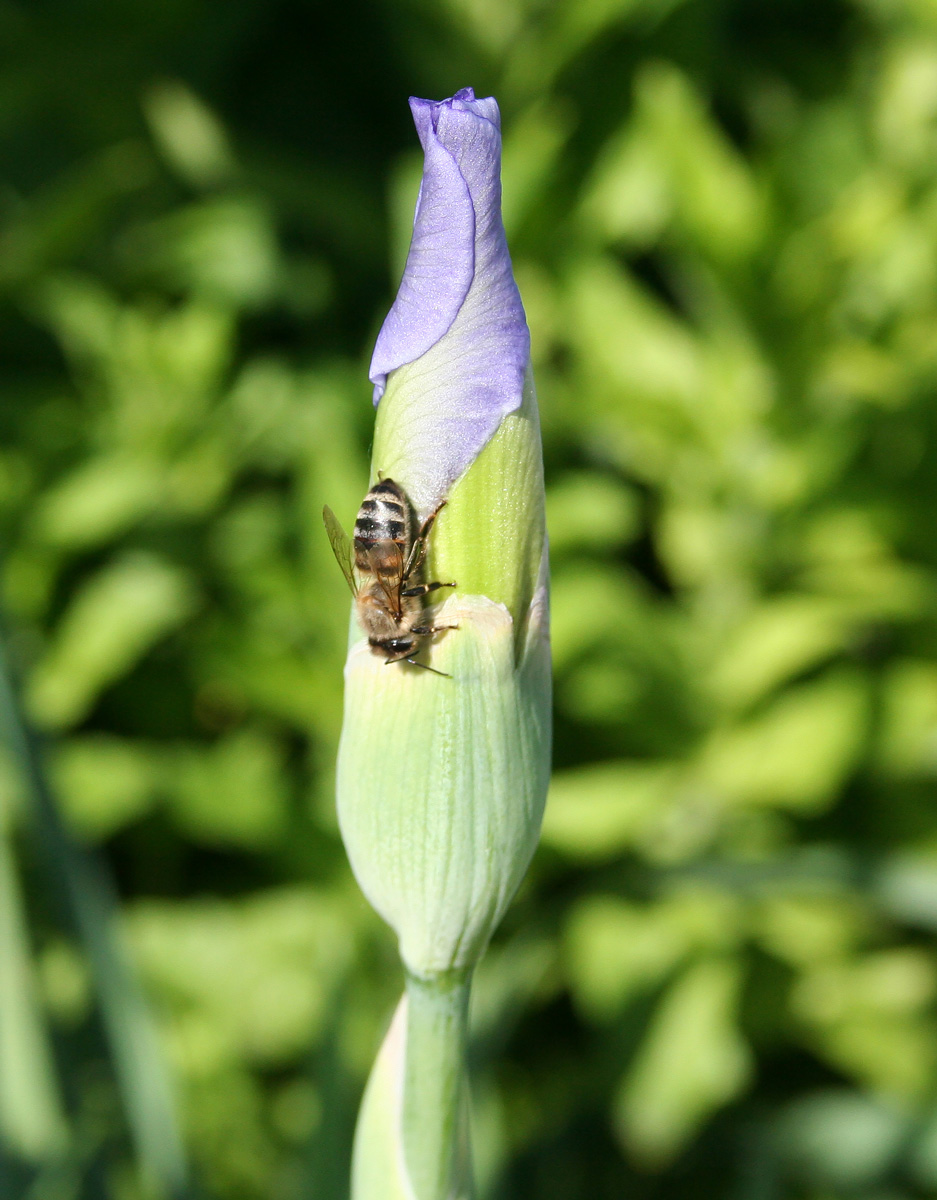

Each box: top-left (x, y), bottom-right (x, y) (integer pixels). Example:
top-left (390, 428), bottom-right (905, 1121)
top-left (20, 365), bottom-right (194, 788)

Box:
top-left (356, 588), bottom-right (418, 641)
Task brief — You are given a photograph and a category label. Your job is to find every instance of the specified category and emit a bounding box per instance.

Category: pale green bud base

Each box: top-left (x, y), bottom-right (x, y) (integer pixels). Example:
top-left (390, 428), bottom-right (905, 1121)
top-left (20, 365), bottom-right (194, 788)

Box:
top-left (337, 593), bottom-right (550, 975)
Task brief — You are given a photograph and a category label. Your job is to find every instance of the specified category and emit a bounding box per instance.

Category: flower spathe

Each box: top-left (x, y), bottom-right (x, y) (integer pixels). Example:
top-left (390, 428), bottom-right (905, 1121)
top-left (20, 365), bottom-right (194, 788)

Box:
top-left (338, 591), bottom-right (550, 972)
top-left (369, 87), bottom-right (530, 518)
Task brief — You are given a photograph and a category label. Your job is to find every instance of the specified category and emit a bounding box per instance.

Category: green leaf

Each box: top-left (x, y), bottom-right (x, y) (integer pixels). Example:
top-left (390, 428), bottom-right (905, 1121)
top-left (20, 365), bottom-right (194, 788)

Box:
top-left (164, 729), bottom-right (287, 848)
top-left (708, 596), bottom-right (851, 712)
top-left (616, 956), bottom-right (751, 1164)
top-left (53, 735), bottom-right (157, 840)
top-left (128, 888), bottom-right (352, 1068)
top-left (351, 998), bottom-right (415, 1200)
top-left (696, 670), bottom-right (867, 812)
top-left (565, 890), bottom-right (740, 1021)
top-left (27, 554), bottom-right (196, 730)
top-left (541, 761), bottom-right (676, 860)
top-left (33, 454), bottom-right (163, 548)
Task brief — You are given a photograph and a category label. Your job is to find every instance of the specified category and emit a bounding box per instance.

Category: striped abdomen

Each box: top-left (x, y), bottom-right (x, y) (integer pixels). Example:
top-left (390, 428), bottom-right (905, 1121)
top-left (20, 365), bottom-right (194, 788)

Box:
top-left (353, 478), bottom-right (412, 574)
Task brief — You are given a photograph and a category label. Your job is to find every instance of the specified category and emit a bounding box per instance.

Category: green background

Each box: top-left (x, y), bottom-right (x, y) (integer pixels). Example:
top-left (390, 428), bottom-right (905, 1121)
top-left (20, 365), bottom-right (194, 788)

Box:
top-left (3, 1), bottom-right (937, 1197)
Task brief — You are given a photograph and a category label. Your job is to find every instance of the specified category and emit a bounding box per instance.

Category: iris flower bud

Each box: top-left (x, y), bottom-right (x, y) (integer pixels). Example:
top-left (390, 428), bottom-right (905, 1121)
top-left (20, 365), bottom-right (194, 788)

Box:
top-left (337, 86), bottom-right (550, 975)
top-left (334, 88), bottom-right (550, 1199)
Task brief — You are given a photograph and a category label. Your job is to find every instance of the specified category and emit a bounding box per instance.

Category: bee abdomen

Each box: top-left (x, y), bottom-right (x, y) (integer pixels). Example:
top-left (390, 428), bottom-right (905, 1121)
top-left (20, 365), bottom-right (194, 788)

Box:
top-left (353, 478), bottom-right (411, 547)
top-left (355, 514), bottom-right (406, 541)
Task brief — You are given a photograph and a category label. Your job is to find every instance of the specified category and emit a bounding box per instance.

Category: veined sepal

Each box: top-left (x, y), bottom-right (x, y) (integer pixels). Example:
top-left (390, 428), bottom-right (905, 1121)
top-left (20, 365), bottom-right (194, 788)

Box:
top-left (336, 583), bottom-right (549, 974)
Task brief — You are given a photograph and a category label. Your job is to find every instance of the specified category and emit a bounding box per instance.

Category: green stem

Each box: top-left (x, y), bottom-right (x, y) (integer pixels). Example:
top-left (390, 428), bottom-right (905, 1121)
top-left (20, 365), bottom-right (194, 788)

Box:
top-left (402, 969), bottom-right (472, 1200)
top-left (0, 827), bottom-right (67, 1159)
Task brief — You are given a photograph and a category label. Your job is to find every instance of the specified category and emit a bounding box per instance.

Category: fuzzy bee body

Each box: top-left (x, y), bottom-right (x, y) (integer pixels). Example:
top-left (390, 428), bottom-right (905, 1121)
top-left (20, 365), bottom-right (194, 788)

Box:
top-left (353, 479), bottom-right (411, 574)
top-left (323, 478), bottom-right (457, 674)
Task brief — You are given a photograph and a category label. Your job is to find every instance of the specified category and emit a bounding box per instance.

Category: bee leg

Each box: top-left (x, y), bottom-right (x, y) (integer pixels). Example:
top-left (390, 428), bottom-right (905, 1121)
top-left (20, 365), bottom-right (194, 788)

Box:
top-left (417, 499), bottom-right (447, 541)
top-left (401, 580), bottom-right (456, 598)
top-left (411, 623), bottom-right (459, 636)
top-left (402, 540), bottom-right (425, 580)
top-left (403, 500), bottom-right (448, 580)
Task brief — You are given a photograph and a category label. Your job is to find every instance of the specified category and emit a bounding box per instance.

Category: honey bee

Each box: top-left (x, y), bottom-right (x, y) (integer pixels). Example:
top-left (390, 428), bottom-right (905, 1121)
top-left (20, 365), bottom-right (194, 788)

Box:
top-left (322, 478), bottom-right (457, 675)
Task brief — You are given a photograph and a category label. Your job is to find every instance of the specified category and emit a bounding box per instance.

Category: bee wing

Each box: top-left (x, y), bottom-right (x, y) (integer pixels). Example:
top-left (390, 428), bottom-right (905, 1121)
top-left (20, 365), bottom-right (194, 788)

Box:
top-left (322, 505), bottom-right (358, 596)
top-left (361, 540), bottom-right (405, 618)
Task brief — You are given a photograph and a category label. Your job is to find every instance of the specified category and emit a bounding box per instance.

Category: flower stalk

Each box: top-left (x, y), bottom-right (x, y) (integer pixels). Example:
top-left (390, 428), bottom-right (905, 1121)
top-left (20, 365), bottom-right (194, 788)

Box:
top-left (401, 971), bottom-right (472, 1200)
top-left (334, 87), bottom-right (550, 1198)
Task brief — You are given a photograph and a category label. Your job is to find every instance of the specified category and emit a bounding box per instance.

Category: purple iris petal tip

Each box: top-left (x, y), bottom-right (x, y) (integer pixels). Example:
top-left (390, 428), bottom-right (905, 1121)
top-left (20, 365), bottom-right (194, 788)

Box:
top-left (369, 89), bottom-right (529, 508)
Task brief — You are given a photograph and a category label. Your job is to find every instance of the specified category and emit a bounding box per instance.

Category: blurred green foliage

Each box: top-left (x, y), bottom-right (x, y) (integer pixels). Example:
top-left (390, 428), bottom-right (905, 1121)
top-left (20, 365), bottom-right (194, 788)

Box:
top-left (3, 0), bottom-right (937, 1197)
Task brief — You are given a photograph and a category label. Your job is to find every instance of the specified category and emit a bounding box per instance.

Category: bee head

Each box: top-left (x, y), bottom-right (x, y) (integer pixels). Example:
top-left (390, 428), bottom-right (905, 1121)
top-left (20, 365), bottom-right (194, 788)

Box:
top-left (371, 636), bottom-right (416, 659)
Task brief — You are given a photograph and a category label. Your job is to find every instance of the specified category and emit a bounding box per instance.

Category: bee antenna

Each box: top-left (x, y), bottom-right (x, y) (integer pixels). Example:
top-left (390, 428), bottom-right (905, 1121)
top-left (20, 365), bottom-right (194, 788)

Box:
top-left (390, 658), bottom-right (450, 678)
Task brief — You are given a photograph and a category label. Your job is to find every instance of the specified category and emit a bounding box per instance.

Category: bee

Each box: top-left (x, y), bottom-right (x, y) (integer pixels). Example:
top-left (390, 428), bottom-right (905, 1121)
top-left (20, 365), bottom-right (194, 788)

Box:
top-left (322, 478), bottom-right (457, 675)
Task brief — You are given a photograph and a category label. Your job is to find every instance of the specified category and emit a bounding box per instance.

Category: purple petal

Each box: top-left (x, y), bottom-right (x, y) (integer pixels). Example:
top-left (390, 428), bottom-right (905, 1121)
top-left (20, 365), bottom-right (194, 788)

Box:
top-left (369, 88), bottom-right (530, 509)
